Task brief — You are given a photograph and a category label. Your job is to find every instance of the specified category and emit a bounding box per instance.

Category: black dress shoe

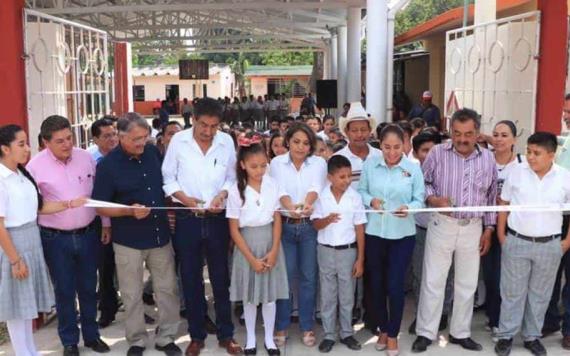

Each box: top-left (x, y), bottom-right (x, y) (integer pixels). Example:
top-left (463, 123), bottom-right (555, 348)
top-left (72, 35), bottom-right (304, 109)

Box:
top-left (448, 335), bottom-right (483, 351)
top-left (264, 344), bottom-right (280, 355)
top-left (244, 347), bottom-right (257, 355)
top-left (63, 345), bottom-right (80, 356)
top-left (411, 336), bottom-right (432, 353)
top-left (85, 338), bottom-right (111, 353)
top-left (318, 339), bottom-right (335, 353)
top-left (205, 315), bottom-right (217, 335)
top-left (494, 338), bottom-right (513, 356)
top-left (409, 319), bottom-right (417, 334)
top-left (97, 315), bottom-right (115, 329)
top-left (523, 339), bottom-right (547, 356)
top-left (340, 336), bottom-right (361, 350)
top-left (156, 342), bottom-right (182, 356)
top-left (127, 345), bottom-right (146, 356)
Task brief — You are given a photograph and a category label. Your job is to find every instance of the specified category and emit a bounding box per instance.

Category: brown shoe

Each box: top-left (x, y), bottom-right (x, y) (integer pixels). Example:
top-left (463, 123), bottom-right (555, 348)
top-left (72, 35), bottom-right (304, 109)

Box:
top-left (185, 340), bottom-right (205, 356)
top-left (563, 335), bottom-right (570, 350)
top-left (219, 338), bottom-right (243, 355)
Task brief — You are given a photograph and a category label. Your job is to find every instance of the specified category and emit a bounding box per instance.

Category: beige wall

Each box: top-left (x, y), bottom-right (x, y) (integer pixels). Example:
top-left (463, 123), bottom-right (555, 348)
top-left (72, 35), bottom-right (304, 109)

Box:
top-left (423, 35), bottom-right (446, 111)
top-left (133, 71), bottom-right (234, 100)
top-left (250, 77), bottom-right (268, 98)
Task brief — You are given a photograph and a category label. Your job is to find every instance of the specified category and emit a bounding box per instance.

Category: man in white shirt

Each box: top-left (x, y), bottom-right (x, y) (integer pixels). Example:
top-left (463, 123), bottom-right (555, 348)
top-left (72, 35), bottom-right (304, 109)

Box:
top-left (162, 97), bottom-right (242, 356)
top-left (495, 132), bottom-right (570, 356)
top-left (333, 101), bottom-right (379, 328)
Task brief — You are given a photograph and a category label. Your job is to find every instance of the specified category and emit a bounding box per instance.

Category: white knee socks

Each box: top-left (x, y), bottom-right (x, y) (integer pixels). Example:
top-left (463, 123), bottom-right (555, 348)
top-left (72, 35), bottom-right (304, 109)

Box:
top-left (7, 319), bottom-right (38, 356)
top-left (243, 303), bottom-right (258, 349)
top-left (262, 302), bottom-right (277, 349)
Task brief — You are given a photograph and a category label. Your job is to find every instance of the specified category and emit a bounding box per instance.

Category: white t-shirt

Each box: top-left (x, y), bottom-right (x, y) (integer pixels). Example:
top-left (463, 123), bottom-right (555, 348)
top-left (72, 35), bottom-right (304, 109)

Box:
top-left (333, 144), bottom-right (382, 189)
top-left (311, 185), bottom-right (367, 246)
top-left (501, 162), bottom-right (570, 237)
top-left (317, 130), bottom-right (329, 141)
top-left (226, 176), bottom-right (281, 227)
top-left (496, 154), bottom-right (526, 196)
top-left (0, 164), bottom-right (38, 228)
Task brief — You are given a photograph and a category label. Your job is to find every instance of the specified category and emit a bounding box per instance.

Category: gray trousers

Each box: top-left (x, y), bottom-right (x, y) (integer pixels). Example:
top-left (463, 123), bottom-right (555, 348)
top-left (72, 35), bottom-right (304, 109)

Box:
top-left (412, 225), bottom-right (454, 315)
top-left (114, 242), bottom-right (180, 347)
top-left (317, 244), bottom-right (357, 340)
top-left (497, 232), bottom-right (563, 341)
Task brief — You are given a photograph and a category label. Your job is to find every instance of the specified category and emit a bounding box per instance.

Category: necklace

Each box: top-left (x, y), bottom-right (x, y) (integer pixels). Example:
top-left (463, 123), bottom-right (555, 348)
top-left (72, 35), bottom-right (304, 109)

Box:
top-left (496, 151), bottom-right (514, 172)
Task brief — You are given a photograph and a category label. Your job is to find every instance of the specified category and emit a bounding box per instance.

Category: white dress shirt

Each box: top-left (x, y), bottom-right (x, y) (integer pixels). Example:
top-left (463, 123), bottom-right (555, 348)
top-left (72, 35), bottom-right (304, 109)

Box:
top-left (333, 144), bottom-right (382, 189)
top-left (162, 128), bottom-right (237, 207)
top-left (226, 176), bottom-right (280, 227)
top-left (311, 185), bottom-right (367, 246)
top-left (501, 162), bottom-right (570, 237)
top-left (0, 164), bottom-right (38, 228)
top-left (269, 153), bottom-right (327, 213)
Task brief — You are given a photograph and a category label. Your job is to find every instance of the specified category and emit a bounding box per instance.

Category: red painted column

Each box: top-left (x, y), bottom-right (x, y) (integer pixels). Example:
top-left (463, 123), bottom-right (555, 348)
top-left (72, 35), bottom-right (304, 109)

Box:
top-left (535, 0), bottom-right (568, 133)
top-left (0, 0), bottom-right (28, 130)
top-left (113, 42), bottom-right (130, 116)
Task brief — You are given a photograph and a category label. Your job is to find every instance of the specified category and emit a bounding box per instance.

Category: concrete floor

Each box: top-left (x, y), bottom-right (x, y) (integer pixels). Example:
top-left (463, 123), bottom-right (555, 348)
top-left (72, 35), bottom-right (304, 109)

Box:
top-left (0, 297), bottom-right (568, 356)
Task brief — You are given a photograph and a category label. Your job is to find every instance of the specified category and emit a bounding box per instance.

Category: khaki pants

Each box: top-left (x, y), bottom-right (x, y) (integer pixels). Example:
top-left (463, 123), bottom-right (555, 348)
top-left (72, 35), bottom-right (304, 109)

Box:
top-left (416, 214), bottom-right (482, 340)
top-left (114, 242), bottom-right (180, 347)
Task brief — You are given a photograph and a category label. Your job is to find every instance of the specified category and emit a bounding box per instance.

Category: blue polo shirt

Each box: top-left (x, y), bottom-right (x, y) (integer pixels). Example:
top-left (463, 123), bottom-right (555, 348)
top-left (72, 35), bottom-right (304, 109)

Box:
top-left (93, 144), bottom-right (170, 250)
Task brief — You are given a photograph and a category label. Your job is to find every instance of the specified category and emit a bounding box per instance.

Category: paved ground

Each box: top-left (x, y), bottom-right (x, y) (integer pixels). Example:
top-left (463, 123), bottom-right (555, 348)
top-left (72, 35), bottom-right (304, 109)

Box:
top-left (0, 296), bottom-right (568, 356)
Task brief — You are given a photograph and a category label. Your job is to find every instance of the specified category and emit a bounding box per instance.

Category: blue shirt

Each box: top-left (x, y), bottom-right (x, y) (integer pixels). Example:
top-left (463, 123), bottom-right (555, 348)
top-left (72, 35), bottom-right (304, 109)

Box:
top-left (92, 144), bottom-right (170, 250)
top-left (358, 154), bottom-right (425, 239)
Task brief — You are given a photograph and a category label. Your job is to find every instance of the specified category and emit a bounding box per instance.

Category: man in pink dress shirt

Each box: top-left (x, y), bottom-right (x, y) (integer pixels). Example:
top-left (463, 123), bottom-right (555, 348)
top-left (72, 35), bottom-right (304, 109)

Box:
top-left (27, 115), bottom-right (110, 356)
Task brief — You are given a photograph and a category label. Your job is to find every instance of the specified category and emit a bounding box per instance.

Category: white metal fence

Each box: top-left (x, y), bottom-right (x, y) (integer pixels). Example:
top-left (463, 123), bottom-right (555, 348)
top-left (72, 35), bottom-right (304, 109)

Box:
top-left (23, 9), bottom-right (110, 151)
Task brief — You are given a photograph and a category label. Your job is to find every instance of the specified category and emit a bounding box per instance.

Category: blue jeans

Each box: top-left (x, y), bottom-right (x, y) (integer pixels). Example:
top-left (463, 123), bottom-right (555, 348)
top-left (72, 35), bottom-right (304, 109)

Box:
top-left (173, 211), bottom-right (233, 341)
top-left (276, 222), bottom-right (317, 332)
top-left (40, 226), bottom-right (99, 346)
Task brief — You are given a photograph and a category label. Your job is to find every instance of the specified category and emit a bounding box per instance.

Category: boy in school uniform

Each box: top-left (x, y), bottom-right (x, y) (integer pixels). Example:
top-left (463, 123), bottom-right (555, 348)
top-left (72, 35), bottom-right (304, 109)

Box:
top-left (311, 155), bottom-right (366, 353)
top-left (495, 132), bottom-right (570, 356)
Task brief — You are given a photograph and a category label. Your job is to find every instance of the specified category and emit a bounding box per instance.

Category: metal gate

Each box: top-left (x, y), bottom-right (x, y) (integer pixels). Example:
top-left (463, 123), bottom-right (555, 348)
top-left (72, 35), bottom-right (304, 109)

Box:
top-left (445, 11), bottom-right (540, 150)
top-left (23, 9), bottom-right (109, 151)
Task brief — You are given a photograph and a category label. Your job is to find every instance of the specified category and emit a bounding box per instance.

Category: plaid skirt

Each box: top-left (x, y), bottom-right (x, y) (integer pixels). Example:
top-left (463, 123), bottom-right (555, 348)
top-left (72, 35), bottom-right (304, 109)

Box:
top-left (0, 222), bottom-right (54, 321)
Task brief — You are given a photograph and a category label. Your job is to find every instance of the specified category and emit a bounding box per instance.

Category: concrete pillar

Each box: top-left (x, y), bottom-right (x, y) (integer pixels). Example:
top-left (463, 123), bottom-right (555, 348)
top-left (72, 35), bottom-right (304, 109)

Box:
top-left (347, 8), bottom-right (362, 103)
top-left (337, 26), bottom-right (347, 111)
top-left (330, 34), bottom-right (338, 79)
top-left (0, 0), bottom-right (27, 129)
top-left (113, 42), bottom-right (134, 116)
top-left (366, 0), bottom-right (388, 123)
top-left (475, 0), bottom-right (496, 25)
top-left (323, 43), bottom-right (330, 80)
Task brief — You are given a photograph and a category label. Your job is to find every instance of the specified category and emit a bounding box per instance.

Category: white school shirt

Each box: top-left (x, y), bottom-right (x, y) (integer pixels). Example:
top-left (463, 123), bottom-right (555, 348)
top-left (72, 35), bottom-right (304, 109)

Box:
top-left (501, 162), bottom-right (570, 237)
top-left (226, 176), bottom-right (280, 227)
top-left (496, 154), bottom-right (525, 196)
top-left (0, 163), bottom-right (38, 228)
top-left (269, 153), bottom-right (327, 215)
top-left (333, 144), bottom-right (382, 189)
top-left (317, 130), bottom-right (329, 141)
top-left (162, 128), bottom-right (237, 207)
top-left (268, 100), bottom-right (280, 111)
top-left (311, 185), bottom-right (367, 246)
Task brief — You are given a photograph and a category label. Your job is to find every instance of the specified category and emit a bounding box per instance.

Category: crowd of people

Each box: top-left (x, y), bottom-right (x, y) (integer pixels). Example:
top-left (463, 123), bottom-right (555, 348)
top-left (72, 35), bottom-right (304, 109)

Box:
top-left (0, 92), bottom-right (569, 356)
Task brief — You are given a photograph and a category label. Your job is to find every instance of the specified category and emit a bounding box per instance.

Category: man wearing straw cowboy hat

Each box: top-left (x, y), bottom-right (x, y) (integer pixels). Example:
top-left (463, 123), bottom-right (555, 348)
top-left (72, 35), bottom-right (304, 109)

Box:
top-left (334, 102), bottom-right (380, 331)
top-left (412, 108), bottom-right (497, 353)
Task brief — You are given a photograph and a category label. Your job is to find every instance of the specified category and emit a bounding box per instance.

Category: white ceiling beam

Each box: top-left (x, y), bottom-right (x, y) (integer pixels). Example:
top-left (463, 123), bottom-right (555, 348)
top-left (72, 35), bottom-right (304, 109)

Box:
top-left (115, 33), bottom-right (327, 42)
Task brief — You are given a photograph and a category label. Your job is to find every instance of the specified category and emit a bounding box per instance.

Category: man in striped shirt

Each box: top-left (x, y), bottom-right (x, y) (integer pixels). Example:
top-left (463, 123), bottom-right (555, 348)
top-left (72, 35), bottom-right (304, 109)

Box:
top-left (413, 108), bottom-right (497, 353)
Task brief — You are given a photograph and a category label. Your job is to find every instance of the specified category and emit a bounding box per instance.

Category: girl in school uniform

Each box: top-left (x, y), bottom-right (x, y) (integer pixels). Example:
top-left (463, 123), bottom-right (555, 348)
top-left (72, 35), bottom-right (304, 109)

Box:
top-left (0, 124), bottom-right (87, 356)
top-left (226, 136), bottom-right (289, 356)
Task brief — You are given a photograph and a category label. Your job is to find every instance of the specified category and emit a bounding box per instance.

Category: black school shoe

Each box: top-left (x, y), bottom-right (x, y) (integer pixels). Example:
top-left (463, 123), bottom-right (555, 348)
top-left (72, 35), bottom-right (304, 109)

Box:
top-left (448, 335), bottom-right (483, 351)
top-left (85, 338), bottom-right (111, 353)
top-left (318, 339), bottom-right (335, 353)
top-left (156, 342), bottom-right (182, 356)
top-left (340, 336), bottom-right (361, 350)
top-left (411, 336), bottom-right (432, 353)
top-left (524, 339), bottom-right (547, 356)
top-left (494, 338), bottom-right (512, 356)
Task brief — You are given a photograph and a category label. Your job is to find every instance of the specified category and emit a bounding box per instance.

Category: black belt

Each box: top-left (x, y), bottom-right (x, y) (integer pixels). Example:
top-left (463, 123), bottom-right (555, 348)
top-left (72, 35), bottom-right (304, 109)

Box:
top-left (507, 227), bottom-right (561, 243)
top-left (283, 216), bottom-right (310, 225)
top-left (319, 242), bottom-right (357, 250)
top-left (40, 222), bottom-right (94, 235)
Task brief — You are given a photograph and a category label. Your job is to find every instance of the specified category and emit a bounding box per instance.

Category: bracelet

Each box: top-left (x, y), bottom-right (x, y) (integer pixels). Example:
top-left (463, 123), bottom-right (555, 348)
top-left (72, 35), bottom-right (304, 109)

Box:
top-left (10, 257), bottom-right (21, 266)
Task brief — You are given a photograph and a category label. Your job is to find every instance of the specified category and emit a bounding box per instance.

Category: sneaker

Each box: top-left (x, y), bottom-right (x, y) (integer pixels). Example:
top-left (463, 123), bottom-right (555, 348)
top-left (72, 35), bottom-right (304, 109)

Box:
top-left (523, 339), bottom-right (547, 356)
top-left (494, 339), bottom-right (512, 356)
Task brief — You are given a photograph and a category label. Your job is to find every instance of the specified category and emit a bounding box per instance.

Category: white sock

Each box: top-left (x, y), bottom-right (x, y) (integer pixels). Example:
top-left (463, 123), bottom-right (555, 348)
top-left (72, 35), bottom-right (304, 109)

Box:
top-left (23, 320), bottom-right (39, 356)
top-left (243, 303), bottom-right (258, 349)
top-left (262, 302), bottom-right (277, 349)
top-left (7, 319), bottom-right (32, 356)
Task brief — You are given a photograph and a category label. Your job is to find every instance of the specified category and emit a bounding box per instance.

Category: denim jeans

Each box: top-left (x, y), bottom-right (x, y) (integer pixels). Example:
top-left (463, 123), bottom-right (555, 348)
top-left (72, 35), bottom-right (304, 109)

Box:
top-left (173, 211), bottom-right (233, 341)
top-left (40, 226), bottom-right (99, 346)
top-left (276, 222), bottom-right (318, 332)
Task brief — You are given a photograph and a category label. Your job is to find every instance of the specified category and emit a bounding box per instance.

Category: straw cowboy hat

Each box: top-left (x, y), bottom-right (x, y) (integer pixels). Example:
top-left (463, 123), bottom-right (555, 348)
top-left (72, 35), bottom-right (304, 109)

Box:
top-left (339, 102), bottom-right (377, 137)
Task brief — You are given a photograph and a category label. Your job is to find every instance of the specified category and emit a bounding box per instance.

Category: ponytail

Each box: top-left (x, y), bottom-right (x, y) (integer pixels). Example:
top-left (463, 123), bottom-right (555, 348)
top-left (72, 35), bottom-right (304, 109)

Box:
top-left (18, 164), bottom-right (43, 211)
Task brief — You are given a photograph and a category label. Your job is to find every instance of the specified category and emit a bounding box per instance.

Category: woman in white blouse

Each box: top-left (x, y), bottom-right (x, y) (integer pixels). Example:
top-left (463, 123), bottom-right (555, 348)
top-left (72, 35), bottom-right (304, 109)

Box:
top-left (269, 122), bottom-right (328, 347)
top-left (0, 125), bottom-right (86, 356)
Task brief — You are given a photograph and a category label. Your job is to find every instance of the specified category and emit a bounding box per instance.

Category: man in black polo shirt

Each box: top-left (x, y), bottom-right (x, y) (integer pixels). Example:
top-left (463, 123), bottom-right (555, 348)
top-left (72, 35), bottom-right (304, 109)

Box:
top-left (93, 113), bottom-right (181, 356)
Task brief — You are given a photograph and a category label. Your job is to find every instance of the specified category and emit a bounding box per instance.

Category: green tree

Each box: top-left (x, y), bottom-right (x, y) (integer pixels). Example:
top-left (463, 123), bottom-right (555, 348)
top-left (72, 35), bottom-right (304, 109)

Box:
top-left (395, 0), bottom-right (474, 36)
top-left (259, 51), bottom-right (313, 66)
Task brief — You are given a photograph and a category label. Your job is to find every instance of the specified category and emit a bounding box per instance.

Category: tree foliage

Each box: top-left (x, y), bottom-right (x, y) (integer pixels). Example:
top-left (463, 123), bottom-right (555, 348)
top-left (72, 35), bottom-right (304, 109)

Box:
top-left (395, 0), bottom-right (474, 36)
